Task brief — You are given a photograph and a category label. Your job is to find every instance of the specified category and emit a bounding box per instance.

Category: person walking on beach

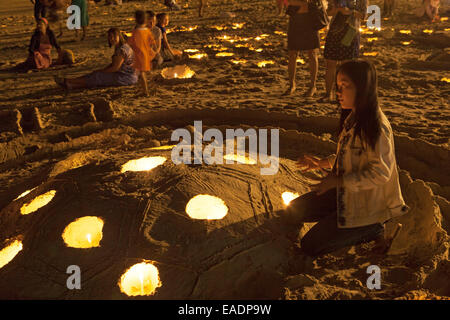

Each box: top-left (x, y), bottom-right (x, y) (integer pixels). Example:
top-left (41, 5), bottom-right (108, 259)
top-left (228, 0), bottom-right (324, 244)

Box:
top-left (31, 0), bottom-right (47, 22)
top-left (71, 0), bottom-right (89, 40)
top-left (284, 60), bottom-right (408, 256)
top-left (319, 0), bottom-right (367, 103)
top-left (284, 0), bottom-right (321, 97)
top-left (128, 10), bottom-right (157, 96)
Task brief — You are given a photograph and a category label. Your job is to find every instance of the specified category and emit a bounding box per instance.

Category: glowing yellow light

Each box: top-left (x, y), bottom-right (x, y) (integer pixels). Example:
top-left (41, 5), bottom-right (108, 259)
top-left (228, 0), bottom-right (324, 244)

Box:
top-left (254, 36), bottom-right (262, 41)
top-left (367, 37), bottom-right (378, 42)
top-left (257, 60), bottom-right (275, 67)
top-left (124, 32), bottom-right (132, 37)
top-left (119, 262), bottom-right (161, 296)
top-left (363, 52), bottom-right (378, 56)
top-left (400, 30), bottom-right (411, 35)
top-left (441, 17), bottom-right (448, 22)
top-left (260, 34), bottom-right (270, 38)
top-left (402, 41), bottom-right (412, 45)
top-left (274, 31), bottom-right (287, 36)
top-left (282, 192), bottom-right (300, 206)
top-left (215, 52), bottom-right (234, 57)
top-left (149, 145), bottom-right (177, 150)
top-left (14, 187), bottom-right (37, 201)
top-left (445, 28), bottom-right (450, 32)
top-left (441, 78), bottom-right (450, 83)
top-left (232, 23), bottom-right (244, 29)
top-left (231, 59), bottom-right (247, 64)
top-left (161, 65), bottom-right (195, 79)
top-left (235, 43), bottom-right (251, 48)
top-left (217, 35), bottom-right (230, 40)
top-left (223, 154), bottom-right (257, 164)
top-left (20, 190), bottom-right (56, 215)
top-left (179, 25), bottom-right (198, 32)
top-left (186, 194), bottom-right (228, 220)
top-left (126, 18), bottom-right (134, 21)
top-left (121, 156), bottom-right (166, 173)
top-left (189, 53), bottom-right (208, 59)
top-left (212, 25), bottom-right (227, 31)
top-left (423, 29), bottom-right (433, 34)
top-left (0, 240), bottom-right (23, 269)
top-left (250, 47), bottom-right (263, 52)
top-left (62, 216), bottom-right (104, 249)
top-left (296, 58), bottom-right (305, 64)
top-left (184, 49), bottom-right (199, 53)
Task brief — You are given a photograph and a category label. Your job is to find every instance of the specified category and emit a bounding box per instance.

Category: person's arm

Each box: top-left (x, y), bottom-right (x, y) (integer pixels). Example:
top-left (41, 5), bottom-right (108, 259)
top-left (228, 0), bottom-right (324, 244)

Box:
top-left (28, 32), bottom-right (39, 54)
top-left (98, 52), bottom-right (124, 73)
top-left (48, 29), bottom-right (61, 53)
top-left (161, 32), bottom-right (175, 55)
top-left (342, 124), bottom-right (396, 192)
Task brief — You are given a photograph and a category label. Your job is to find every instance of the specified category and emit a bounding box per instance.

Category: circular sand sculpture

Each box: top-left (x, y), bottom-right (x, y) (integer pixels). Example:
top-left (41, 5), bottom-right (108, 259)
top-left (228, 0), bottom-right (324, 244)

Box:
top-left (0, 108), bottom-right (448, 299)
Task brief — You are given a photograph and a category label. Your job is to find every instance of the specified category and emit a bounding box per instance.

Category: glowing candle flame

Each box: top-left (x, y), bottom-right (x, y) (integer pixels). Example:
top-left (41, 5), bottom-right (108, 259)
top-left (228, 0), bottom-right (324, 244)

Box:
top-left (14, 187), bottom-right (37, 201)
top-left (231, 59), bottom-right (247, 64)
top-left (232, 23), bottom-right (244, 29)
top-left (402, 41), bottom-right (412, 45)
top-left (296, 58), bottom-right (305, 64)
top-left (282, 192), bottom-right (300, 206)
top-left (20, 190), bottom-right (57, 215)
top-left (184, 49), bottom-right (199, 53)
top-left (186, 194), bottom-right (228, 220)
top-left (367, 37), bottom-right (378, 42)
top-left (400, 30), bottom-right (411, 35)
top-left (441, 78), bottom-right (450, 83)
top-left (215, 52), bottom-right (234, 57)
top-left (189, 53), bottom-right (207, 59)
top-left (257, 60), bottom-right (275, 68)
top-left (363, 52), bottom-right (378, 56)
top-left (423, 29), bottom-right (433, 34)
top-left (0, 240), bottom-right (23, 269)
top-left (86, 233), bottom-right (92, 244)
top-left (174, 73), bottom-right (178, 78)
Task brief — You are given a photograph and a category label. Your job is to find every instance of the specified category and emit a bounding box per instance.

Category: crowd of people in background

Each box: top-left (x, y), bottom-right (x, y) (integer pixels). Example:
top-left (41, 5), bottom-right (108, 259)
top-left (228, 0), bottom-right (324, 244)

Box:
top-left (17, 0), bottom-right (446, 100)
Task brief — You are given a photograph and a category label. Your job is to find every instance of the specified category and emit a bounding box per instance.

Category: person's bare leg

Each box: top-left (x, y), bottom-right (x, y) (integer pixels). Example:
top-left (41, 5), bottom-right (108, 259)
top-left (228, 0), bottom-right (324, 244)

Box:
top-left (139, 72), bottom-right (149, 96)
top-left (199, 0), bottom-right (205, 17)
top-left (65, 77), bottom-right (88, 89)
top-left (305, 49), bottom-right (318, 97)
top-left (81, 26), bottom-right (87, 40)
top-left (285, 50), bottom-right (298, 95)
top-left (322, 59), bottom-right (337, 101)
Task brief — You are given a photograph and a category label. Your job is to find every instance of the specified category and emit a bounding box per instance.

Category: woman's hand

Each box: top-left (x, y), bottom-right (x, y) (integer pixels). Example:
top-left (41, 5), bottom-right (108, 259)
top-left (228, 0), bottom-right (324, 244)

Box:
top-left (296, 155), bottom-right (325, 173)
top-left (311, 172), bottom-right (340, 195)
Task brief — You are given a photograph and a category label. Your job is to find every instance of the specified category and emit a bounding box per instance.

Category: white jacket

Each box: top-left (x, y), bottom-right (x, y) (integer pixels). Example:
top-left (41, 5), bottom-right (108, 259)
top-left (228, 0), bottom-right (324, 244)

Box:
top-left (330, 110), bottom-right (409, 228)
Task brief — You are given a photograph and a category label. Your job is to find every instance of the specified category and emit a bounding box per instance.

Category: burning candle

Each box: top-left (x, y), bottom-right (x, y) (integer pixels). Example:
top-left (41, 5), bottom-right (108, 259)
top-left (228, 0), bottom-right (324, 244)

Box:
top-left (402, 41), bottom-right (412, 46)
top-left (363, 52), bottom-right (378, 56)
top-left (423, 29), bottom-right (433, 34)
top-left (400, 30), bottom-right (411, 35)
top-left (257, 60), bottom-right (275, 68)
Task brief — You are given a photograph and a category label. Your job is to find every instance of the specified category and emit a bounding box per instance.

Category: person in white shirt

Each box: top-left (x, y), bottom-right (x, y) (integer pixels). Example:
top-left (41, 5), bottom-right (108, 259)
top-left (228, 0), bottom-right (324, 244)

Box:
top-left (284, 60), bottom-right (408, 256)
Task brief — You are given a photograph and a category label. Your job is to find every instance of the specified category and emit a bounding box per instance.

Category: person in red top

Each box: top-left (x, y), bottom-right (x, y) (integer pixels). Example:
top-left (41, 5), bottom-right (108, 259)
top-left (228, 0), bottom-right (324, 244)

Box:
top-left (128, 10), bottom-right (157, 96)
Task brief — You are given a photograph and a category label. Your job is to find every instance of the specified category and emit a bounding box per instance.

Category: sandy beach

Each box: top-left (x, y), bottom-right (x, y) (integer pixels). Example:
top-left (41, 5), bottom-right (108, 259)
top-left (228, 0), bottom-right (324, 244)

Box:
top-left (0, 0), bottom-right (448, 300)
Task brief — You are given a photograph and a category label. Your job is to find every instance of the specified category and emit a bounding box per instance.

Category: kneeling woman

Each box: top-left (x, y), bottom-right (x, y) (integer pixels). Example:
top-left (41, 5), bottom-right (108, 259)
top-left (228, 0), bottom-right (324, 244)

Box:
top-left (56, 28), bottom-right (138, 89)
top-left (285, 60), bottom-right (408, 256)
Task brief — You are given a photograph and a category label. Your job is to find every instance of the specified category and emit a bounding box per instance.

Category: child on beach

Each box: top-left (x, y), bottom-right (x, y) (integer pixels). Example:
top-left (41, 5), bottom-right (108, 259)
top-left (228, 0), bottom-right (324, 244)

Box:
top-left (146, 10), bottom-right (163, 68)
top-left (128, 10), bottom-right (157, 96)
top-left (415, 0), bottom-right (441, 22)
top-left (156, 12), bottom-right (182, 62)
top-left (30, 0), bottom-right (47, 22)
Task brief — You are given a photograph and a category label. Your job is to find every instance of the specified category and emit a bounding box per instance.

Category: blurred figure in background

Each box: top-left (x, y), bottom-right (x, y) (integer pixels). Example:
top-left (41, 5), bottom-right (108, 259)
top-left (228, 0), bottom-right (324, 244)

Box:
top-left (383, 0), bottom-right (395, 17)
top-left (30, 0), bottom-right (47, 22)
top-left (146, 10), bottom-right (163, 68)
top-left (415, 0), bottom-right (441, 22)
top-left (71, 0), bottom-right (89, 40)
top-left (156, 13), bottom-right (182, 62)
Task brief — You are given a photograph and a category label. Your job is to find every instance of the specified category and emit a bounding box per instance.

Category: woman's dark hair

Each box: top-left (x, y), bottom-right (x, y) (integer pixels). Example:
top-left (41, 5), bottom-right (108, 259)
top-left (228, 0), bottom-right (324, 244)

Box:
top-left (146, 10), bottom-right (155, 18)
top-left (156, 12), bottom-right (167, 24)
top-left (107, 27), bottom-right (126, 48)
top-left (135, 10), bottom-right (146, 25)
top-left (336, 60), bottom-right (381, 150)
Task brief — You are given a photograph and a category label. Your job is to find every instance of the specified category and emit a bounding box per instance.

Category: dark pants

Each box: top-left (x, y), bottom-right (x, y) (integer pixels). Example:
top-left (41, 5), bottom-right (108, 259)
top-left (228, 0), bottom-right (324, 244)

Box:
top-left (284, 189), bottom-right (384, 257)
top-left (34, 0), bottom-right (47, 22)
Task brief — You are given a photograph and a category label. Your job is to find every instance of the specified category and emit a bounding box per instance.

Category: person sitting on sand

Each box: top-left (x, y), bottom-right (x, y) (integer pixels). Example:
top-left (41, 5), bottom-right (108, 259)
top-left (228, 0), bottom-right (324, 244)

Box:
top-left (54, 28), bottom-right (138, 89)
top-left (415, 0), bottom-right (441, 22)
top-left (128, 10), bottom-right (157, 96)
top-left (282, 60), bottom-right (408, 257)
top-left (163, 0), bottom-right (181, 11)
top-left (71, 0), bottom-right (89, 40)
top-left (156, 12), bottom-right (183, 62)
top-left (17, 18), bottom-right (62, 71)
top-left (146, 10), bottom-right (164, 68)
